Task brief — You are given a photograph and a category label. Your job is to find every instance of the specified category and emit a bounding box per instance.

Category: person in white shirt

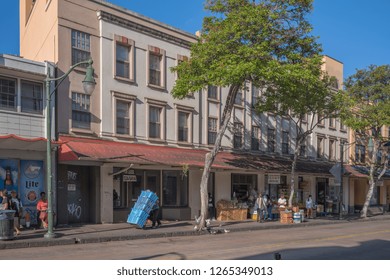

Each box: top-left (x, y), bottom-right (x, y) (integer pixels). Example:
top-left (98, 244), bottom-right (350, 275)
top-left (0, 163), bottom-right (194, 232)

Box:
top-left (278, 194), bottom-right (287, 210)
top-left (306, 195), bottom-right (314, 218)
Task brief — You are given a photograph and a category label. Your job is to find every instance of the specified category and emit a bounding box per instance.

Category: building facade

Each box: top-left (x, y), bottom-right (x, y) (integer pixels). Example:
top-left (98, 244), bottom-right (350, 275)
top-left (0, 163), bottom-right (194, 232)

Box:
top-left (0, 53), bottom-right (55, 225)
top-left (20, 0), bottom-right (370, 225)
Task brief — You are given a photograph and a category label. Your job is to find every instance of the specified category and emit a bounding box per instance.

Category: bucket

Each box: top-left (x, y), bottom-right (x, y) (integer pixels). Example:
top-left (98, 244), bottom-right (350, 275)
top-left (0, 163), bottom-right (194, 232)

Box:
top-left (0, 210), bottom-right (15, 240)
top-left (299, 210), bottom-right (305, 222)
top-left (293, 212), bottom-right (301, 224)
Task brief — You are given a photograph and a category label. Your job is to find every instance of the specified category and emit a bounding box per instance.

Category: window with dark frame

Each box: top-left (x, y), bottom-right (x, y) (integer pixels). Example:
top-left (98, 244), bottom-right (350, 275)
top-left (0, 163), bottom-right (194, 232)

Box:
top-left (116, 100), bottom-right (130, 135)
top-left (282, 131), bottom-right (289, 154)
top-left (317, 136), bottom-right (324, 158)
top-left (267, 128), bottom-right (275, 153)
top-left (178, 111), bottom-right (189, 142)
top-left (233, 122), bottom-right (243, 148)
top-left (21, 80), bottom-right (43, 114)
top-left (72, 92), bottom-right (91, 129)
top-left (208, 86), bottom-right (218, 100)
top-left (116, 43), bottom-right (130, 79)
top-left (208, 117), bottom-right (217, 145)
top-left (251, 126), bottom-right (260, 150)
top-left (149, 106), bottom-right (161, 139)
top-left (71, 30), bottom-right (90, 67)
top-left (0, 76), bottom-right (16, 110)
top-left (355, 144), bottom-right (366, 163)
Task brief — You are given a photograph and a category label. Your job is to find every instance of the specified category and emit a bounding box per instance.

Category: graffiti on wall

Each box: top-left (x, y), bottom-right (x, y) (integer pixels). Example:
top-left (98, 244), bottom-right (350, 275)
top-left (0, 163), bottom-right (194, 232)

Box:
top-left (67, 203), bottom-right (82, 219)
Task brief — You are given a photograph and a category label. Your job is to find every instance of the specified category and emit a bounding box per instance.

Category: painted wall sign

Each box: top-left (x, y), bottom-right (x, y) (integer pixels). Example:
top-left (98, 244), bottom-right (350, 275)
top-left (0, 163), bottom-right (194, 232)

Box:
top-left (268, 174), bottom-right (281, 184)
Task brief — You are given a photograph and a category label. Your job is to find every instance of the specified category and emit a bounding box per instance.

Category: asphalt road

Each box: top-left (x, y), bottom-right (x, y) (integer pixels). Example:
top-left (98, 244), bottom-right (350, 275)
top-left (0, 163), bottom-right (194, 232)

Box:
top-left (1, 220), bottom-right (389, 260)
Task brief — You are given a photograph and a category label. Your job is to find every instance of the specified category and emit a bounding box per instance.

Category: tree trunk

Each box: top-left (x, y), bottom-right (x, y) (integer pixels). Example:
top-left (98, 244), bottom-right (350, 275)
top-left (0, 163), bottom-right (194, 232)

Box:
top-left (288, 141), bottom-right (300, 208)
top-left (197, 84), bottom-right (240, 231)
top-left (360, 142), bottom-right (377, 218)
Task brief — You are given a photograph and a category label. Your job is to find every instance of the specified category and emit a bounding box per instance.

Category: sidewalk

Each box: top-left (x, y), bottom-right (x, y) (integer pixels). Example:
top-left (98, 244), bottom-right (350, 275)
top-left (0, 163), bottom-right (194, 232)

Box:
top-left (1, 213), bottom-right (389, 250)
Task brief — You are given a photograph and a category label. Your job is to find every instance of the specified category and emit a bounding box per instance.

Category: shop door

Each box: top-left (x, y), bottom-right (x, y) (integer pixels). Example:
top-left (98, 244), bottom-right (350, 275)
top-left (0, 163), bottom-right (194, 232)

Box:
top-left (67, 166), bottom-right (89, 224)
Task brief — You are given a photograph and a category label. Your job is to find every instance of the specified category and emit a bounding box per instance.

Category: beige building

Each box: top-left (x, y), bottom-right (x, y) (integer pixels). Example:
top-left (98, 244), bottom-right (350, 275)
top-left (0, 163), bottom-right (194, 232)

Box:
top-left (20, 0), bottom-right (369, 225)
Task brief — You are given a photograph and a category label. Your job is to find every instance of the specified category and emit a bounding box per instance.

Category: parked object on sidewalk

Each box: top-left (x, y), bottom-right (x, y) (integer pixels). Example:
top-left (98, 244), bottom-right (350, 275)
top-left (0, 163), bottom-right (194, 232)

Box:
top-left (127, 190), bottom-right (158, 228)
top-left (0, 210), bottom-right (16, 240)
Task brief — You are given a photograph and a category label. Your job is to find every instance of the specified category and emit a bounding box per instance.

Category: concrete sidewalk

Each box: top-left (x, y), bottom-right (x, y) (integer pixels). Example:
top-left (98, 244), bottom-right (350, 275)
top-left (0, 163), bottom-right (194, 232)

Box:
top-left (1, 213), bottom-right (389, 250)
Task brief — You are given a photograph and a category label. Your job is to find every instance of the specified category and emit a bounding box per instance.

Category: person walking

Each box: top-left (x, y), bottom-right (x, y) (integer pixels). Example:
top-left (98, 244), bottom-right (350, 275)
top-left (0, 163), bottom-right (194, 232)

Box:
top-left (266, 195), bottom-right (273, 220)
top-left (36, 192), bottom-right (48, 229)
top-left (150, 199), bottom-right (161, 229)
top-left (256, 193), bottom-right (267, 223)
top-left (306, 195), bottom-right (314, 219)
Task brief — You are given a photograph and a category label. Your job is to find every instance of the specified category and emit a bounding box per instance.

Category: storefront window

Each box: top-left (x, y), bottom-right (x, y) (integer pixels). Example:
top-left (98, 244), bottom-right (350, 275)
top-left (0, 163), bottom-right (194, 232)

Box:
top-left (231, 174), bottom-right (257, 203)
top-left (162, 171), bottom-right (188, 207)
top-left (265, 175), bottom-right (287, 200)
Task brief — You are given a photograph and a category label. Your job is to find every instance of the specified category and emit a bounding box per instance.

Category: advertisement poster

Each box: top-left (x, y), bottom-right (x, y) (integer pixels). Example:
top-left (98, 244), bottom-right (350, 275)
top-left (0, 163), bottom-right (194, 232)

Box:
top-left (0, 159), bottom-right (19, 193)
top-left (20, 160), bottom-right (44, 225)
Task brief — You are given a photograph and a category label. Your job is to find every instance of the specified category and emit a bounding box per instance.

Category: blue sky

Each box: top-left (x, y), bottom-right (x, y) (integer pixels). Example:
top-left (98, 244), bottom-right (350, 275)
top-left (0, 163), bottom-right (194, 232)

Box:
top-left (1, 0), bottom-right (389, 80)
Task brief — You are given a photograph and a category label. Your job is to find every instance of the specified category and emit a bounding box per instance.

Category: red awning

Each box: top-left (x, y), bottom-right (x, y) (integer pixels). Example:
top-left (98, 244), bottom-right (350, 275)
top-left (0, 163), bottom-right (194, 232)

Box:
top-left (58, 136), bottom-right (338, 175)
top-left (58, 136), bottom-right (240, 170)
top-left (0, 134), bottom-right (48, 152)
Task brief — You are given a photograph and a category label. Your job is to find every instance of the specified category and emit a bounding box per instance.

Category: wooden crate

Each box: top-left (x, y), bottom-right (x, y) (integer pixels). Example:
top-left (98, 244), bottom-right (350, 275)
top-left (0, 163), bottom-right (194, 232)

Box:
top-left (280, 218), bottom-right (293, 224)
top-left (280, 211), bottom-right (292, 219)
top-left (217, 208), bottom-right (248, 221)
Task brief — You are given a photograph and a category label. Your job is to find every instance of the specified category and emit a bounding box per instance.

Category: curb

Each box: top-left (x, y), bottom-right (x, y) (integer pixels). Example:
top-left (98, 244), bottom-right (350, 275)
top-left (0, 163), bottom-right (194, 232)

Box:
top-left (0, 215), bottom-right (388, 250)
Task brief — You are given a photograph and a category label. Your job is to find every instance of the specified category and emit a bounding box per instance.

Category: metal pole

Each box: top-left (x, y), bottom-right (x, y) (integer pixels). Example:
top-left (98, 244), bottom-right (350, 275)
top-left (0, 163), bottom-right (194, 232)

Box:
top-left (44, 77), bottom-right (55, 238)
top-left (339, 142), bottom-right (344, 220)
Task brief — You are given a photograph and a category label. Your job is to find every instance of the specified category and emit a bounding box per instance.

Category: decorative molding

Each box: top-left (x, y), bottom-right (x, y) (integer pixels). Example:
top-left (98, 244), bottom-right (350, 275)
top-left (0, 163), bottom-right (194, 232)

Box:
top-left (97, 11), bottom-right (192, 49)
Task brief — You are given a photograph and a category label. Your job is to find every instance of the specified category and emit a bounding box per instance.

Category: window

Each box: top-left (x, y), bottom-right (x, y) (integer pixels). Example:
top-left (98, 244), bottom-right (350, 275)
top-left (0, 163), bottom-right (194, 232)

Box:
top-left (176, 54), bottom-right (188, 80)
top-left (318, 113), bottom-right (325, 126)
top-left (299, 141), bottom-right (306, 157)
top-left (317, 136), bottom-right (325, 158)
top-left (251, 126), bottom-right (261, 150)
top-left (208, 117), bottom-right (218, 145)
top-left (208, 86), bottom-right (218, 100)
top-left (178, 111), bottom-right (189, 142)
top-left (148, 46), bottom-right (165, 88)
top-left (116, 100), bottom-right (130, 135)
top-left (355, 144), bottom-right (366, 163)
top-left (251, 86), bottom-right (260, 108)
top-left (21, 80), bottom-right (43, 114)
top-left (149, 106), bottom-right (162, 139)
top-left (329, 139), bottom-right (336, 160)
top-left (267, 128), bottom-right (275, 153)
top-left (162, 170), bottom-right (188, 207)
top-left (0, 76), bottom-right (16, 110)
top-left (329, 117), bottom-right (335, 128)
top-left (234, 91), bottom-right (243, 106)
top-left (340, 119), bottom-right (347, 131)
top-left (282, 131), bottom-right (289, 154)
top-left (116, 44), bottom-right (129, 78)
top-left (233, 122), bottom-right (243, 149)
top-left (71, 30), bottom-right (90, 67)
top-left (72, 92), bottom-right (91, 129)
top-left (232, 174), bottom-right (257, 203)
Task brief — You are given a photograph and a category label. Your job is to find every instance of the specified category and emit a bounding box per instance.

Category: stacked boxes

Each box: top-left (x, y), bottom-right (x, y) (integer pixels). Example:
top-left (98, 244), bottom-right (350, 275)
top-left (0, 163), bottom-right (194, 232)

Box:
top-left (127, 191), bottom-right (158, 227)
top-left (280, 211), bottom-right (293, 224)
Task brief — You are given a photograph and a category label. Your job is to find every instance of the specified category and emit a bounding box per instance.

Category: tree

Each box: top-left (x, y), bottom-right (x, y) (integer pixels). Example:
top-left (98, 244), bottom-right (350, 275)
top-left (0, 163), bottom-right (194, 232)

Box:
top-left (255, 71), bottom-right (342, 207)
top-left (340, 65), bottom-right (390, 218)
top-left (171, 0), bottom-right (323, 230)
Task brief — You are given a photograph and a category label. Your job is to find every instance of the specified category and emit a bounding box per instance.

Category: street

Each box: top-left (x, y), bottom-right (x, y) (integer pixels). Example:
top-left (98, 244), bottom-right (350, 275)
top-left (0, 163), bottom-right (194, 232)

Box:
top-left (1, 220), bottom-right (389, 260)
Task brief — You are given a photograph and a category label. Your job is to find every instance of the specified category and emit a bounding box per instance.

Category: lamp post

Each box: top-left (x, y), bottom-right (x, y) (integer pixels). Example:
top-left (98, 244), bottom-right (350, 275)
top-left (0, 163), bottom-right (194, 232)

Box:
top-left (44, 59), bottom-right (95, 238)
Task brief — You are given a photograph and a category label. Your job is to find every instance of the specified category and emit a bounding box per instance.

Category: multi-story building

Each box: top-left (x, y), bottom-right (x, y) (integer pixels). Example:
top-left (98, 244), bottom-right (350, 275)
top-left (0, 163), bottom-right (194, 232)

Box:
top-left (0, 53), bottom-right (55, 224)
top-left (20, 0), bottom-right (356, 224)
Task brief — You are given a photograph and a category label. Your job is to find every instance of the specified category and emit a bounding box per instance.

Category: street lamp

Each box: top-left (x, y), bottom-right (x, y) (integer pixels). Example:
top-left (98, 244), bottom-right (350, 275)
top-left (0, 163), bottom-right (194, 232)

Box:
top-left (44, 59), bottom-right (95, 238)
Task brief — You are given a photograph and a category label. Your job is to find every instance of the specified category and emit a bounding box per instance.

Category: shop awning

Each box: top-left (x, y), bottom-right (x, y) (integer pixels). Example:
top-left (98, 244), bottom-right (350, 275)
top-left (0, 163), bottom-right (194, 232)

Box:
top-left (58, 136), bottom-right (239, 169)
top-left (344, 164), bottom-right (390, 178)
top-left (58, 136), bottom-right (335, 174)
top-left (0, 134), bottom-right (49, 152)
